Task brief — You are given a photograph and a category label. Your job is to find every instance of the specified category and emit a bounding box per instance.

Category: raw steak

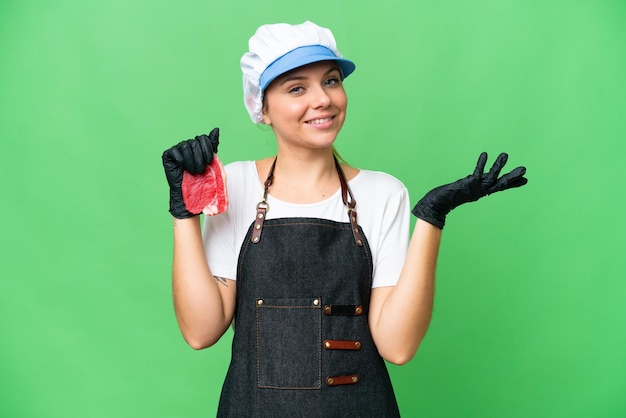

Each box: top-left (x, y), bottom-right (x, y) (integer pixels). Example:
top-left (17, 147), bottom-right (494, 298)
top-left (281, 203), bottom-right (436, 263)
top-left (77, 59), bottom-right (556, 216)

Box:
top-left (181, 154), bottom-right (229, 216)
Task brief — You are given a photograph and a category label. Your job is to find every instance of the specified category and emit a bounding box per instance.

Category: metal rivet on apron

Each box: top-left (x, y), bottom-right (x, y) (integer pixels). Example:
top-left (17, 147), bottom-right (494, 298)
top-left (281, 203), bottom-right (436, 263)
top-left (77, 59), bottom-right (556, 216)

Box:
top-left (257, 213), bottom-right (264, 219)
top-left (355, 306), bottom-right (363, 315)
top-left (352, 376), bottom-right (358, 383)
top-left (313, 299), bottom-right (319, 306)
top-left (325, 341), bottom-right (331, 348)
top-left (255, 224), bottom-right (261, 230)
top-left (326, 377), bottom-right (334, 385)
top-left (257, 299), bottom-right (263, 305)
top-left (252, 236), bottom-right (259, 243)
top-left (354, 342), bottom-right (361, 349)
top-left (356, 239), bottom-right (363, 246)
top-left (323, 305), bottom-right (331, 314)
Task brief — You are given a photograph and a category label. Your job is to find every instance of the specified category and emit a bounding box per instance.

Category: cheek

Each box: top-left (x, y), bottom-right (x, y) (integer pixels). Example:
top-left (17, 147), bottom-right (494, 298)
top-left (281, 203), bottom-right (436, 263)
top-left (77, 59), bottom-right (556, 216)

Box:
top-left (336, 93), bottom-right (348, 126)
top-left (334, 89), bottom-right (348, 110)
top-left (274, 101), bottom-right (307, 122)
top-left (265, 94), bottom-right (299, 114)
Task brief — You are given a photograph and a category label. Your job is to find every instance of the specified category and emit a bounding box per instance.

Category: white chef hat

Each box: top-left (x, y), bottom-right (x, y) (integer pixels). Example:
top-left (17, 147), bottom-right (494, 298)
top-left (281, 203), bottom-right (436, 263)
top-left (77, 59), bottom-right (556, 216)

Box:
top-left (240, 21), bottom-right (356, 124)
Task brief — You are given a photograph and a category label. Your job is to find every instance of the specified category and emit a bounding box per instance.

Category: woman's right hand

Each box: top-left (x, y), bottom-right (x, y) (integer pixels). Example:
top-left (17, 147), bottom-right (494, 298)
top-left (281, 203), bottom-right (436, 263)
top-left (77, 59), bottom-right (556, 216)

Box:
top-left (162, 127), bottom-right (219, 219)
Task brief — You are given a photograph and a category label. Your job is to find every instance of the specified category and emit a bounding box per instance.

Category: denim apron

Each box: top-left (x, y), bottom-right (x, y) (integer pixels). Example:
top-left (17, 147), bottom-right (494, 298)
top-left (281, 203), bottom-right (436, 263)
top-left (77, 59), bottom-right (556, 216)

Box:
top-left (217, 158), bottom-right (400, 417)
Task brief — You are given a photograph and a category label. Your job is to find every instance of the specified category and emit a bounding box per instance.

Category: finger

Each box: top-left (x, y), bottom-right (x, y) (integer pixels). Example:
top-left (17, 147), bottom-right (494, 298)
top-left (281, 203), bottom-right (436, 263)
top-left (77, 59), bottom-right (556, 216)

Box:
top-left (162, 147), bottom-right (174, 163)
top-left (179, 140), bottom-right (199, 174)
top-left (208, 127), bottom-right (220, 154)
top-left (195, 134), bottom-right (214, 165)
top-left (507, 176), bottom-right (528, 189)
top-left (503, 166), bottom-right (528, 189)
top-left (485, 153), bottom-right (508, 184)
top-left (168, 145), bottom-right (185, 166)
top-left (162, 148), bottom-right (185, 179)
top-left (190, 139), bottom-right (208, 174)
top-left (489, 166), bottom-right (526, 193)
top-left (473, 152), bottom-right (488, 177)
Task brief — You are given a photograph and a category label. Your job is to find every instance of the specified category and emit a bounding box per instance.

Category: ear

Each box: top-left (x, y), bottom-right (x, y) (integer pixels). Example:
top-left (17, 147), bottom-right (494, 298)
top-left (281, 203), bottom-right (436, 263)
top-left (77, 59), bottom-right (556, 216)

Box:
top-left (262, 108), bottom-right (271, 125)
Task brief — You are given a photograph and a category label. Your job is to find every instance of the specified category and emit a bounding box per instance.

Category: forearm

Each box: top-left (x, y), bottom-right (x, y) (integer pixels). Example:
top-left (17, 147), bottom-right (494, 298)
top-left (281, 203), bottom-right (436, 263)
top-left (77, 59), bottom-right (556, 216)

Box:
top-left (370, 219), bottom-right (441, 364)
top-left (171, 217), bottom-right (233, 349)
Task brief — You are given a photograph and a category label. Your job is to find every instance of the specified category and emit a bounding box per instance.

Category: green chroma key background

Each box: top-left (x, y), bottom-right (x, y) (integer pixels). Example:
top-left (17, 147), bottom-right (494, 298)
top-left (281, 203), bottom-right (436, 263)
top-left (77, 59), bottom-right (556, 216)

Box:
top-left (1, 0), bottom-right (625, 417)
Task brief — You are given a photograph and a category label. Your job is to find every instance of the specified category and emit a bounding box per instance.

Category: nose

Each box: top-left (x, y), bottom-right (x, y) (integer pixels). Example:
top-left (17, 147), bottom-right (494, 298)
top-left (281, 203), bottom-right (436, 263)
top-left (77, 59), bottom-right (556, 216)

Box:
top-left (311, 85), bottom-right (331, 108)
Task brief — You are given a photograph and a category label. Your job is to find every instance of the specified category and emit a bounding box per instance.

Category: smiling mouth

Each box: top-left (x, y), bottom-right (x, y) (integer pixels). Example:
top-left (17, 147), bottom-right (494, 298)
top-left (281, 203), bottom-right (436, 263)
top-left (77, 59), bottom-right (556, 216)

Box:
top-left (306, 117), bottom-right (333, 125)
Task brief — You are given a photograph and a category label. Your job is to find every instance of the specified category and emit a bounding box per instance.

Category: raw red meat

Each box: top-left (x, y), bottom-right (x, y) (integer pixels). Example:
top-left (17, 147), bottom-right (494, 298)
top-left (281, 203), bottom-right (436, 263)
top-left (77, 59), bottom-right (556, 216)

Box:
top-left (182, 154), bottom-right (229, 216)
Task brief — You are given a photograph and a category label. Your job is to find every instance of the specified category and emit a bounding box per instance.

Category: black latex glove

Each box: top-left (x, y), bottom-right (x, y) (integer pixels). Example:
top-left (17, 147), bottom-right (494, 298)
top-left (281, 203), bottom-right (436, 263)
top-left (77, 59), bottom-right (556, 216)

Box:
top-left (412, 152), bottom-right (527, 229)
top-left (162, 127), bottom-right (220, 219)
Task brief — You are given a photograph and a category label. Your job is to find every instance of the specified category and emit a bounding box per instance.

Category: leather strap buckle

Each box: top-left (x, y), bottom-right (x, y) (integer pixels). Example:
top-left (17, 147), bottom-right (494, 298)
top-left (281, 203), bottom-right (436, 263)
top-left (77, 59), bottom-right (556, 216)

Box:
top-left (251, 202), bottom-right (268, 243)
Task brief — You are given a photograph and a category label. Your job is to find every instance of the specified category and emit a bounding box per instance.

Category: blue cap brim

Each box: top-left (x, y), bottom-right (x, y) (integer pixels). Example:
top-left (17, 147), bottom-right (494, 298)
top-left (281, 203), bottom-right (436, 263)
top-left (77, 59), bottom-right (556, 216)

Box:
top-left (259, 45), bottom-right (356, 91)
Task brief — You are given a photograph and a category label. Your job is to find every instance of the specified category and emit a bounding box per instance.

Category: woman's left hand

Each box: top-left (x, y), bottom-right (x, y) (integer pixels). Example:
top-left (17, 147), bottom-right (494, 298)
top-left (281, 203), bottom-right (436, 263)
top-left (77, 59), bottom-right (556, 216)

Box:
top-left (162, 128), bottom-right (220, 219)
top-left (412, 152), bottom-right (527, 229)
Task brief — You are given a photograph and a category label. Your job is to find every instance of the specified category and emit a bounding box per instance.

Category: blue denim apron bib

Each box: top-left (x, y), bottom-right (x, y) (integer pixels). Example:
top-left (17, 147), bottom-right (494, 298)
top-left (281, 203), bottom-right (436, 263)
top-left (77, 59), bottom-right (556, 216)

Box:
top-left (217, 158), bottom-right (400, 417)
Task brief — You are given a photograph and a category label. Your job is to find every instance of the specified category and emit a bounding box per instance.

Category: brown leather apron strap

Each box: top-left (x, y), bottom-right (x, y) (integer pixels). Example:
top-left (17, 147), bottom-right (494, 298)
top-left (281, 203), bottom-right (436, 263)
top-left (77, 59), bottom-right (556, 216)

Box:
top-left (334, 157), bottom-right (364, 247)
top-left (252, 156), bottom-right (363, 246)
top-left (251, 157), bottom-right (277, 243)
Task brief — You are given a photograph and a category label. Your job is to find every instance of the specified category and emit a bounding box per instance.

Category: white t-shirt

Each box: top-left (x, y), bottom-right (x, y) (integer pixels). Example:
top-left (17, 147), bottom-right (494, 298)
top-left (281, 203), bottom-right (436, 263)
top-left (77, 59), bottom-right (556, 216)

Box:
top-left (202, 161), bottom-right (410, 288)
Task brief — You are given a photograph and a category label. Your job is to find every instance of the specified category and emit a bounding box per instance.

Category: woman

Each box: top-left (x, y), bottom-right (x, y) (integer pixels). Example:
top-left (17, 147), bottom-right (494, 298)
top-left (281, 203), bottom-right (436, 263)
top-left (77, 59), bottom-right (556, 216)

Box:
top-left (162, 21), bottom-right (527, 417)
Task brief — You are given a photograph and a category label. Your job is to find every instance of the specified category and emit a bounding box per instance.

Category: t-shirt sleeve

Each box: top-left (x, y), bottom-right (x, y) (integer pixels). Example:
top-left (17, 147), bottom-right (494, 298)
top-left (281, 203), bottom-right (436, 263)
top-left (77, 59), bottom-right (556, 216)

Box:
top-left (201, 162), bottom-right (251, 281)
top-left (371, 185), bottom-right (411, 288)
top-left (201, 207), bottom-right (239, 281)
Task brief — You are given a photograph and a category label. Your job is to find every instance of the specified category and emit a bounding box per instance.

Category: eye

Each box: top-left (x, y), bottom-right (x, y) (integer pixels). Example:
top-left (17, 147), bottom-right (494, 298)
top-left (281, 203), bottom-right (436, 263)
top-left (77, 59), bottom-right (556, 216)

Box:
top-left (288, 85), bottom-right (304, 94)
top-left (324, 76), bottom-right (342, 87)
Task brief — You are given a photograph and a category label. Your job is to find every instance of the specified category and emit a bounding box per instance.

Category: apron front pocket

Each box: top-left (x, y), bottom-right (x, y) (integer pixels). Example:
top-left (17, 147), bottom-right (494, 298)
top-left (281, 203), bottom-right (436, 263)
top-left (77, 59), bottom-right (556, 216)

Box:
top-left (256, 297), bottom-right (322, 390)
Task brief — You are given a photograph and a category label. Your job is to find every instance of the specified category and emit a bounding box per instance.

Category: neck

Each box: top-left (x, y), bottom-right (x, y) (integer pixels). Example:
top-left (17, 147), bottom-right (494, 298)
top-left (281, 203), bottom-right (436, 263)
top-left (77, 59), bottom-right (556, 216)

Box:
top-left (261, 148), bottom-right (340, 203)
top-left (276, 148), bottom-right (336, 181)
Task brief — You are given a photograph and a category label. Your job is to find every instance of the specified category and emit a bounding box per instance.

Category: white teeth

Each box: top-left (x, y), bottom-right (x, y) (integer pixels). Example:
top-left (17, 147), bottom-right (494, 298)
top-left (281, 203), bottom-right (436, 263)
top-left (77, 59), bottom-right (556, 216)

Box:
top-left (308, 117), bottom-right (332, 124)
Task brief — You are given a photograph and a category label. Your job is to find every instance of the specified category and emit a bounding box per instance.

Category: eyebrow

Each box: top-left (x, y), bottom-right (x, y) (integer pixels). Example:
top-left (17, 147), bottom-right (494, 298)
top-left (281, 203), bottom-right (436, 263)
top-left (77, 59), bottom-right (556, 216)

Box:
top-left (278, 66), bottom-right (341, 86)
